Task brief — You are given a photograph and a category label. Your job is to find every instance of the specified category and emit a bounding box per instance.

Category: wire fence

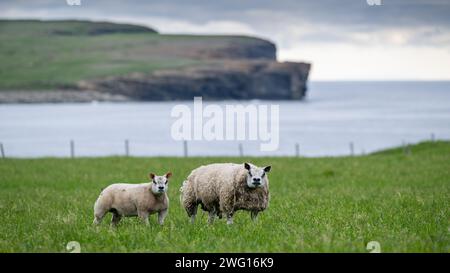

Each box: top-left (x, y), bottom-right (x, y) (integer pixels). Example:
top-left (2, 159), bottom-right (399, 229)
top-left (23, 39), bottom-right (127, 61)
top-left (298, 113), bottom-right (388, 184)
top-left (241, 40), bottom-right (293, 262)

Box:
top-left (0, 133), bottom-right (440, 159)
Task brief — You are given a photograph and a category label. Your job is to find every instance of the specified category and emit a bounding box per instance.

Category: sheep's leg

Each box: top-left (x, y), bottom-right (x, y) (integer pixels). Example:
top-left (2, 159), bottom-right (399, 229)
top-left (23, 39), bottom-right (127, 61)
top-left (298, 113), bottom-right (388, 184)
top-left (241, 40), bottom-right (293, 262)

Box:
top-left (182, 192), bottom-right (199, 224)
top-left (220, 192), bottom-right (235, 225)
top-left (188, 204), bottom-right (198, 224)
top-left (138, 211), bottom-right (150, 226)
top-left (158, 209), bottom-right (168, 225)
top-left (190, 210), bottom-right (197, 224)
top-left (111, 212), bottom-right (122, 227)
top-left (214, 204), bottom-right (221, 219)
top-left (251, 211), bottom-right (259, 221)
top-left (226, 212), bottom-right (234, 225)
top-left (208, 208), bottom-right (216, 224)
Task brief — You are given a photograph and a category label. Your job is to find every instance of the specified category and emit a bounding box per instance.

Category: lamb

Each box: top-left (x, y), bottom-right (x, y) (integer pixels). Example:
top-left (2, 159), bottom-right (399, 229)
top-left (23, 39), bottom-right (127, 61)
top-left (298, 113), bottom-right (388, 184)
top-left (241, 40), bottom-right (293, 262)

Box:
top-left (180, 162), bottom-right (271, 224)
top-left (93, 172), bottom-right (172, 227)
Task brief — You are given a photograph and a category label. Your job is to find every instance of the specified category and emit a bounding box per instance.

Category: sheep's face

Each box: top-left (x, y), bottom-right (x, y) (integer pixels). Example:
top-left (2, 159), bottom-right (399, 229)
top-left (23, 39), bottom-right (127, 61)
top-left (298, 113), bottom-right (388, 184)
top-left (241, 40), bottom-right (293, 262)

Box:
top-left (149, 172), bottom-right (172, 194)
top-left (244, 163), bottom-right (271, 188)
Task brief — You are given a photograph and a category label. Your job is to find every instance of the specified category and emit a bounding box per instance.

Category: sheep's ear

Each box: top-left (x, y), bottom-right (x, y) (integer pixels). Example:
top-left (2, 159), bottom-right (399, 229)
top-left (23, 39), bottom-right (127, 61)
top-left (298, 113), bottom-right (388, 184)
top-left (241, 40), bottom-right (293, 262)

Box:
top-left (149, 173), bottom-right (155, 180)
top-left (244, 163), bottom-right (251, 170)
top-left (165, 172), bottom-right (172, 179)
top-left (263, 166), bottom-right (271, 173)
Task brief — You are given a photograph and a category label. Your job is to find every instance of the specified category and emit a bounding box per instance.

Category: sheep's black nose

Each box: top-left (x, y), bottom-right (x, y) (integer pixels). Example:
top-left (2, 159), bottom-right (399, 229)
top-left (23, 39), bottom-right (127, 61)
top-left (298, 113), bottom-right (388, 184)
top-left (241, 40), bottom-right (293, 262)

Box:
top-left (158, 186), bottom-right (164, 190)
top-left (253, 178), bottom-right (261, 184)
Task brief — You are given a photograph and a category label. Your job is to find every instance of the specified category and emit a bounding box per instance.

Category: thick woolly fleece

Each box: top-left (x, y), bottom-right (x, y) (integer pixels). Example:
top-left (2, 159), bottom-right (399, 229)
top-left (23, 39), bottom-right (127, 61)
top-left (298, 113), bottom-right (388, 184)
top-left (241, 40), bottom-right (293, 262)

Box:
top-left (180, 163), bottom-right (269, 221)
top-left (93, 183), bottom-right (169, 225)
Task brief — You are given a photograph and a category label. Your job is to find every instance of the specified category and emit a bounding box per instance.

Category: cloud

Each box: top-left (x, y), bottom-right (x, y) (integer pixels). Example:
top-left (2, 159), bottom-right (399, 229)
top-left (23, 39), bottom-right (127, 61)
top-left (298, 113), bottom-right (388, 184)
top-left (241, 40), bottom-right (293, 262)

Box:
top-left (280, 43), bottom-right (450, 80)
top-left (3, 0), bottom-right (449, 47)
top-left (136, 18), bottom-right (257, 35)
top-left (1, 0), bottom-right (449, 80)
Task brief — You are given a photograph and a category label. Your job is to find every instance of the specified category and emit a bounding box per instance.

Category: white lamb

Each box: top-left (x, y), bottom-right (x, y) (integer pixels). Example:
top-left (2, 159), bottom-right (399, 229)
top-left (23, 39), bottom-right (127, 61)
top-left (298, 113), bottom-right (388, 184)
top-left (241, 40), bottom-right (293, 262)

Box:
top-left (93, 172), bottom-right (172, 226)
top-left (180, 163), bottom-right (271, 224)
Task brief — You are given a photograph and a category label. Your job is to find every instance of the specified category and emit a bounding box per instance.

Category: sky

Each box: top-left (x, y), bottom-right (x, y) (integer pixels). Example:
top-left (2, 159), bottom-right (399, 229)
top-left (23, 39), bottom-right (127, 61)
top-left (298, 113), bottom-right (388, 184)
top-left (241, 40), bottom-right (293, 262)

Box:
top-left (1, 0), bottom-right (450, 81)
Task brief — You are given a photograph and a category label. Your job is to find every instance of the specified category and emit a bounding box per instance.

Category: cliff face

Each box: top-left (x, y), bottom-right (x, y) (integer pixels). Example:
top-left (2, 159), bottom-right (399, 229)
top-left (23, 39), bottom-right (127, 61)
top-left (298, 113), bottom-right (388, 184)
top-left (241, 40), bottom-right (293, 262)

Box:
top-left (79, 34), bottom-right (311, 101)
top-left (71, 23), bottom-right (311, 101)
top-left (82, 61), bottom-right (310, 101)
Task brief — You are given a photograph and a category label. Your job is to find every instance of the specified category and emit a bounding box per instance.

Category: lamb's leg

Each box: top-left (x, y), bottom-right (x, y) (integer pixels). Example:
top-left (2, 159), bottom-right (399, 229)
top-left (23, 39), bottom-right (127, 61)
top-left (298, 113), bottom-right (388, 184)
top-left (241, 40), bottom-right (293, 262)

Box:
top-left (111, 212), bottom-right (122, 227)
top-left (138, 211), bottom-right (150, 226)
top-left (251, 211), bottom-right (259, 221)
top-left (158, 209), bottom-right (168, 225)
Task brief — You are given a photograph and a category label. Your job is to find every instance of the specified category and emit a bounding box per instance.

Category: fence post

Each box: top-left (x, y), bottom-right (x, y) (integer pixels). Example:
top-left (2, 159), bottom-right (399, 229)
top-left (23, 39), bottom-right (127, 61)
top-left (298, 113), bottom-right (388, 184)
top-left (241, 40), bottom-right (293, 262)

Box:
top-left (349, 142), bottom-right (354, 156)
top-left (70, 140), bottom-right (75, 158)
top-left (295, 143), bottom-right (300, 157)
top-left (183, 140), bottom-right (188, 157)
top-left (402, 140), bottom-right (411, 155)
top-left (238, 143), bottom-right (243, 157)
top-left (431, 133), bottom-right (435, 142)
top-left (0, 143), bottom-right (4, 159)
top-left (125, 139), bottom-right (129, 157)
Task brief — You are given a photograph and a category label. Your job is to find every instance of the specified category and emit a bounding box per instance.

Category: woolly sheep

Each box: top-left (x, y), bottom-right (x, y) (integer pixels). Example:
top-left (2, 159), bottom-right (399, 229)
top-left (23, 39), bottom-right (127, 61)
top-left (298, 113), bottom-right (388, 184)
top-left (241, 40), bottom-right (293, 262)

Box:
top-left (180, 162), bottom-right (271, 224)
top-left (93, 172), bottom-right (172, 226)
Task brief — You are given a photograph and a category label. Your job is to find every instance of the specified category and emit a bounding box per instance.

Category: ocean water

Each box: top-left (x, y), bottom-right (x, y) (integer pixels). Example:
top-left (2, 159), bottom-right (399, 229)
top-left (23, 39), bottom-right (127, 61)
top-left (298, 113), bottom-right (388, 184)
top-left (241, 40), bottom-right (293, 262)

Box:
top-left (0, 81), bottom-right (449, 157)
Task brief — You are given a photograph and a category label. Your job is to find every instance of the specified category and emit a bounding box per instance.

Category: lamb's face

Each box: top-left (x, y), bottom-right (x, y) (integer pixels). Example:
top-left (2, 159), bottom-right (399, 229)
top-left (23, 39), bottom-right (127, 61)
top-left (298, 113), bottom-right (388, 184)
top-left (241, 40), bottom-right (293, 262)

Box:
top-left (149, 172), bottom-right (172, 194)
top-left (244, 163), bottom-right (271, 188)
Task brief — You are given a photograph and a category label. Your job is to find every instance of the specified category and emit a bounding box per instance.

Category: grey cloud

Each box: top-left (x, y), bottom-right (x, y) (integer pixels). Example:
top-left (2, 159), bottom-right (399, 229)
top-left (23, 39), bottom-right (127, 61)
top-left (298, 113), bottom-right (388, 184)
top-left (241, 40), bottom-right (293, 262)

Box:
top-left (1, 0), bottom-right (449, 47)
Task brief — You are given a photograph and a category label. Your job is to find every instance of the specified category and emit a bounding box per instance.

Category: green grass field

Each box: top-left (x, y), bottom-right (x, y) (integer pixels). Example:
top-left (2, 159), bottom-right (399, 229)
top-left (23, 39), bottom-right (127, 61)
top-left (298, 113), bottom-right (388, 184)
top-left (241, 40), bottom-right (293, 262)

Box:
top-left (0, 20), bottom-right (264, 90)
top-left (0, 141), bottom-right (449, 253)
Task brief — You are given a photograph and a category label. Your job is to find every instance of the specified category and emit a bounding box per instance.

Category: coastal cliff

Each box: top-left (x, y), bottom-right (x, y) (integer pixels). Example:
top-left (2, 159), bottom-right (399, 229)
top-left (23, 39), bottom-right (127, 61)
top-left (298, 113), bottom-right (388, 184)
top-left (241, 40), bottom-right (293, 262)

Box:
top-left (0, 20), bottom-right (310, 103)
top-left (80, 61), bottom-right (311, 101)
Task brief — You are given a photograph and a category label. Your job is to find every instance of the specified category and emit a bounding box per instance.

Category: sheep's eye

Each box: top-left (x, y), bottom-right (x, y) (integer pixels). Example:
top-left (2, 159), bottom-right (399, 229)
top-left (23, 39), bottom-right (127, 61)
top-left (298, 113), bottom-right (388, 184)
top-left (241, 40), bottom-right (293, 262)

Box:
top-left (152, 180), bottom-right (157, 184)
top-left (262, 172), bottom-right (266, 178)
top-left (165, 181), bottom-right (168, 184)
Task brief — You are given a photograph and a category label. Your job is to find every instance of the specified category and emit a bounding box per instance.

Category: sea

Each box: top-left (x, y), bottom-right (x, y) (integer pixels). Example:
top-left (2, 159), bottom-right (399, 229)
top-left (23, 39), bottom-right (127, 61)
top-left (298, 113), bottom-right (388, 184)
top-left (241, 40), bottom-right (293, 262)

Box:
top-left (0, 81), bottom-right (449, 157)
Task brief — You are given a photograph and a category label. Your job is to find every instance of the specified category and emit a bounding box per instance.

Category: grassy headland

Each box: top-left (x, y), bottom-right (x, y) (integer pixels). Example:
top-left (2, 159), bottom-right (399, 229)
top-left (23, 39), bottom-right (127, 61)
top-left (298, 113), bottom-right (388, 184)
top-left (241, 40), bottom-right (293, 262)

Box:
top-left (0, 20), bottom-right (268, 90)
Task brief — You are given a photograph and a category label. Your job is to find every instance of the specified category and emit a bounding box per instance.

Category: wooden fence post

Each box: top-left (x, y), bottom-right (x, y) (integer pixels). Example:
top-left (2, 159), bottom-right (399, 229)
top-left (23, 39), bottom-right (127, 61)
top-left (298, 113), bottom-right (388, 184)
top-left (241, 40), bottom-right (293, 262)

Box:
top-left (238, 143), bottom-right (243, 157)
top-left (183, 140), bottom-right (188, 157)
top-left (125, 139), bottom-right (129, 157)
top-left (402, 141), bottom-right (411, 155)
top-left (0, 143), bottom-right (4, 159)
top-left (70, 140), bottom-right (75, 158)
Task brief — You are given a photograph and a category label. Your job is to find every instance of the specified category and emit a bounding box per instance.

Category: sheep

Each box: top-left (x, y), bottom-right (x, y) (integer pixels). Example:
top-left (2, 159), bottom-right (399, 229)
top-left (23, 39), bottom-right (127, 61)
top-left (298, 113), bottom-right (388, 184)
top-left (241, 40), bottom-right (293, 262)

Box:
top-left (93, 172), bottom-right (172, 227)
top-left (180, 162), bottom-right (271, 225)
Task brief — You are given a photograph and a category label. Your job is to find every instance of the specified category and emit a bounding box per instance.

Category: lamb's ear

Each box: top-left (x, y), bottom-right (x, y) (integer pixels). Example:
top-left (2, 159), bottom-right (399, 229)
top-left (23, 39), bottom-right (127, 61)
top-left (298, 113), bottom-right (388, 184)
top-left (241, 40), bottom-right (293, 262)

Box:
top-left (244, 162), bottom-right (251, 170)
top-left (149, 173), bottom-right (155, 180)
top-left (263, 166), bottom-right (272, 173)
top-left (165, 172), bottom-right (172, 179)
